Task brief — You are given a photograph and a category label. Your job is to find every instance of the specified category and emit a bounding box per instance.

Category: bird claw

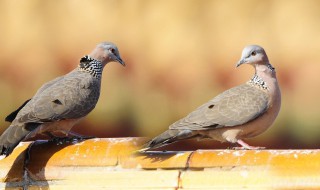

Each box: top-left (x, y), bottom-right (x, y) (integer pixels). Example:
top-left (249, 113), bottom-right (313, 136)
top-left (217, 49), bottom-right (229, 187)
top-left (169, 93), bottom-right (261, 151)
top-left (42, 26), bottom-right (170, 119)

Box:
top-left (69, 135), bottom-right (95, 144)
top-left (69, 136), bottom-right (95, 144)
top-left (232, 146), bottom-right (265, 150)
top-left (50, 137), bottom-right (69, 145)
top-left (234, 139), bottom-right (265, 150)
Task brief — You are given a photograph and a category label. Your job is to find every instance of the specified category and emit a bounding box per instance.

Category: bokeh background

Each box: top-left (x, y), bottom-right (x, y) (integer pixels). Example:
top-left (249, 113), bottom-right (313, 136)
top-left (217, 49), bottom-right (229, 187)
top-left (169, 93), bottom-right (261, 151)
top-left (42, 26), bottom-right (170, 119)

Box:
top-left (0, 0), bottom-right (319, 149)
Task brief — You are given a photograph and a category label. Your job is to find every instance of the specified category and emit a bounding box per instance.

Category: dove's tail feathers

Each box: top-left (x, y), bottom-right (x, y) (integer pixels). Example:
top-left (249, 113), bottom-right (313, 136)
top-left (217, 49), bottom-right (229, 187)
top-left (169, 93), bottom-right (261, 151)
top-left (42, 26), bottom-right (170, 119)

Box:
top-left (140, 129), bottom-right (196, 152)
top-left (0, 123), bottom-right (39, 157)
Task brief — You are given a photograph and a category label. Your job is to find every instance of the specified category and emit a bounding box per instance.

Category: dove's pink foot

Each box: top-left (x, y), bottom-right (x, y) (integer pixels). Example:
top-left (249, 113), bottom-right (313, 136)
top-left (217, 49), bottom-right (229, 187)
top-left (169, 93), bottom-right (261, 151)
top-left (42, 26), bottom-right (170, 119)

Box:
top-left (234, 139), bottom-right (265, 150)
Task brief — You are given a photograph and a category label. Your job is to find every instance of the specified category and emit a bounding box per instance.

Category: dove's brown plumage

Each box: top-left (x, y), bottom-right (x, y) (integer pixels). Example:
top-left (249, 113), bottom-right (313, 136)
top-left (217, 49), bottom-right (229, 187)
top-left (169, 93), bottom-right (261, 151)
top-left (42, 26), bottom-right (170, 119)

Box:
top-left (142, 45), bottom-right (281, 151)
top-left (0, 42), bottom-right (125, 156)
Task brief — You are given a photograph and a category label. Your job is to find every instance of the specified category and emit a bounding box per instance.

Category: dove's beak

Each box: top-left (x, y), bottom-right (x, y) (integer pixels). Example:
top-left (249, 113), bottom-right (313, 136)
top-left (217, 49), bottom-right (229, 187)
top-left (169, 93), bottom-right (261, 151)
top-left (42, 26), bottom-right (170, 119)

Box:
top-left (116, 56), bottom-right (126, 67)
top-left (236, 58), bottom-right (246, 68)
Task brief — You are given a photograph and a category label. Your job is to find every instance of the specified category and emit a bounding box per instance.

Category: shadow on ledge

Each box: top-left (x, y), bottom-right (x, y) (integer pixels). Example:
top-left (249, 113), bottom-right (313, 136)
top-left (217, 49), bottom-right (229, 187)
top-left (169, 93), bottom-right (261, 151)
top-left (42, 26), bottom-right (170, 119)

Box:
top-left (4, 139), bottom-right (87, 189)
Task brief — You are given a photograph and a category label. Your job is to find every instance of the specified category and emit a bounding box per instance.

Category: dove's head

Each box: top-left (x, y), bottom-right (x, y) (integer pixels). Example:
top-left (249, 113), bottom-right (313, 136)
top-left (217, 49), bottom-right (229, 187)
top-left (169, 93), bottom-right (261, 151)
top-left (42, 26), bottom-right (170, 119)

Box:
top-left (89, 42), bottom-right (125, 66)
top-left (236, 45), bottom-right (269, 68)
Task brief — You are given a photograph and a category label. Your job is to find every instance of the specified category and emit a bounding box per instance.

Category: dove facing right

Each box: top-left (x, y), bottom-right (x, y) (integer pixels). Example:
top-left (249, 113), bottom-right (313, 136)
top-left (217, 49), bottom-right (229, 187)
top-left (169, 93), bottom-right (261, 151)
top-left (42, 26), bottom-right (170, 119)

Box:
top-left (141, 45), bottom-right (281, 151)
top-left (0, 42), bottom-right (125, 157)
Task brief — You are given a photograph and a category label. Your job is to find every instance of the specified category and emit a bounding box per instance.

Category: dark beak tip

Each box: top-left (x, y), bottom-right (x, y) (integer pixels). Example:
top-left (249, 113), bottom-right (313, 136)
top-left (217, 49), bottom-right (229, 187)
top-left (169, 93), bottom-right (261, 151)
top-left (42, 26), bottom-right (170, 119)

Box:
top-left (236, 59), bottom-right (245, 68)
top-left (116, 57), bottom-right (125, 67)
top-left (119, 59), bottom-right (126, 67)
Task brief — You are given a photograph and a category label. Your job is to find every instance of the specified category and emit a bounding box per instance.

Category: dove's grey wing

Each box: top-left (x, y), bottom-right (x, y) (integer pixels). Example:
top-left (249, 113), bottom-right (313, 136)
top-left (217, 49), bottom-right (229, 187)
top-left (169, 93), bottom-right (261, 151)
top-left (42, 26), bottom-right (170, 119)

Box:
top-left (15, 71), bottom-right (101, 124)
top-left (35, 75), bottom-right (65, 95)
top-left (5, 76), bottom-right (65, 123)
top-left (170, 84), bottom-right (269, 130)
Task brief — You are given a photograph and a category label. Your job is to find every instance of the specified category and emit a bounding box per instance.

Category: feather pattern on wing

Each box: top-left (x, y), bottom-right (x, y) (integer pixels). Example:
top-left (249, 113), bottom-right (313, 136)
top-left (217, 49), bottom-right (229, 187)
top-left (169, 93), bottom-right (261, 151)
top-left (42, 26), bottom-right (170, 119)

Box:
top-left (169, 84), bottom-right (269, 130)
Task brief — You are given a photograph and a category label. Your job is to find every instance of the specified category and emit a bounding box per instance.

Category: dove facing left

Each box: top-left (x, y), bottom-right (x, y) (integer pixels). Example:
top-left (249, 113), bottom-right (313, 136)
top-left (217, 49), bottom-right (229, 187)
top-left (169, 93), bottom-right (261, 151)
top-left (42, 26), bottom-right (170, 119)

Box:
top-left (141, 45), bottom-right (281, 151)
top-left (0, 42), bottom-right (125, 157)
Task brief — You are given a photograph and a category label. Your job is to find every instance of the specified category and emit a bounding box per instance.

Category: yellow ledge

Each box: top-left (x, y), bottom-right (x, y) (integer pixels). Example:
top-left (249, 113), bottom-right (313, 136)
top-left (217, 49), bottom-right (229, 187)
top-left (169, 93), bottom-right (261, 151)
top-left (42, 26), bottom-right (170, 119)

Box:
top-left (0, 137), bottom-right (319, 189)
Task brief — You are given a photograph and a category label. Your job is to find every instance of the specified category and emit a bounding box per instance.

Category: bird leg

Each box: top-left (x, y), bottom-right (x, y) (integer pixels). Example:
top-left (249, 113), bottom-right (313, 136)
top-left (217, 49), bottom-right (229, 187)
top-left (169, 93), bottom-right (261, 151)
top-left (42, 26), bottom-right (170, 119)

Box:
top-left (46, 131), bottom-right (95, 145)
top-left (45, 132), bottom-right (66, 144)
top-left (45, 132), bottom-right (76, 145)
top-left (234, 139), bottom-right (265, 150)
top-left (67, 131), bottom-right (96, 144)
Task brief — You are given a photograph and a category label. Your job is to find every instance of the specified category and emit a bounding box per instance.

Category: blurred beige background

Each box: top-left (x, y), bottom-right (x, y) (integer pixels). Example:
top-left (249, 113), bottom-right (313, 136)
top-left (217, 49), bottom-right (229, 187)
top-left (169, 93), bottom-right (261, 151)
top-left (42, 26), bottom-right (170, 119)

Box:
top-left (0, 0), bottom-right (319, 149)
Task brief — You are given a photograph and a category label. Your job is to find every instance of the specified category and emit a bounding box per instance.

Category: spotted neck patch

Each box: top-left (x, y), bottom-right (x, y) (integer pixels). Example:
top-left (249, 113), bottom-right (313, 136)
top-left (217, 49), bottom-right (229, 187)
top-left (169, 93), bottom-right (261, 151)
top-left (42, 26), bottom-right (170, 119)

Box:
top-left (248, 75), bottom-right (268, 90)
top-left (78, 55), bottom-right (103, 78)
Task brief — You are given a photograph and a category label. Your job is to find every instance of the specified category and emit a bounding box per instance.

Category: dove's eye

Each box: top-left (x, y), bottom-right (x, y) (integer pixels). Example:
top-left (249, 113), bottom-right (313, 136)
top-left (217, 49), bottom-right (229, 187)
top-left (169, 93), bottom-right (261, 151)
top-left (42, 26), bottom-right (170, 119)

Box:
top-left (251, 51), bottom-right (256, 56)
top-left (109, 48), bottom-right (116, 54)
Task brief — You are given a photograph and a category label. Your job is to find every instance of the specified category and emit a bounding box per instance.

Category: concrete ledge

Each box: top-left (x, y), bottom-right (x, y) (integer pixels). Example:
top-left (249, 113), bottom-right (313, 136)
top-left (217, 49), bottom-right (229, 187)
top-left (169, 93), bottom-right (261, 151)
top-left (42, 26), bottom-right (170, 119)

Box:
top-left (0, 138), bottom-right (319, 189)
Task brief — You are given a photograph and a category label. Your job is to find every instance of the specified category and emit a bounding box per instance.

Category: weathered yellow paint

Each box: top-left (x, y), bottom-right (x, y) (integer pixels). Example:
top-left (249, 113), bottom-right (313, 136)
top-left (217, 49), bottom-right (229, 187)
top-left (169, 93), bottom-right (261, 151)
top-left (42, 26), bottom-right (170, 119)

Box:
top-left (0, 138), bottom-right (319, 189)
